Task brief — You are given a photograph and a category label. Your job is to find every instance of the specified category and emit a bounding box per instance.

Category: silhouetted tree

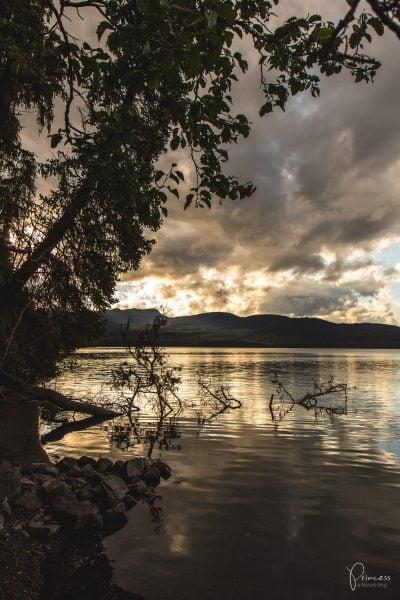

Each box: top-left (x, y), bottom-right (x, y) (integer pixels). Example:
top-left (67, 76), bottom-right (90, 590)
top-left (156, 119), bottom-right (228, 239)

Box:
top-left (0, 0), bottom-right (391, 388)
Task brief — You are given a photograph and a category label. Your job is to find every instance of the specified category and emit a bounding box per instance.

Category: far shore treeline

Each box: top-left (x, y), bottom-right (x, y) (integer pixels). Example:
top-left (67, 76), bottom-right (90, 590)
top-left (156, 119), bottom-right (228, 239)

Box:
top-left (93, 308), bottom-right (400, 349)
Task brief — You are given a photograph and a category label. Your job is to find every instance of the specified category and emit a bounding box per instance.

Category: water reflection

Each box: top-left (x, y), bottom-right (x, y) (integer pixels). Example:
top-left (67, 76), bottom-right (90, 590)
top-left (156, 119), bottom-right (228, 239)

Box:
top-left (106, 417), bottom-right (182, 457)
top-left (48, 348), bottom-right (400, 599)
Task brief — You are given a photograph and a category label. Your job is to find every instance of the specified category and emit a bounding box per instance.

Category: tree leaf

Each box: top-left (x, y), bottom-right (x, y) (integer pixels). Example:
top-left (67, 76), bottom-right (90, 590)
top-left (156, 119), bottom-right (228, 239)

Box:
top-left (50, 133), bottom-right (62, 148)
top-left (368, 17), bottom-right (384, 36)
top-left (260, 102), bottom-right (273, 116)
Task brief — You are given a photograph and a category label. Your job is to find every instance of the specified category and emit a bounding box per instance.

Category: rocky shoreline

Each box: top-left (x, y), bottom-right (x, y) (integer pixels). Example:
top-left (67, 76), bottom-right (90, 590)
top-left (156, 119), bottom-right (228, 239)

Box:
top-left (0, 455), bottom-right (171, 600)
top-left (0, 455), bottom-right (171, 538)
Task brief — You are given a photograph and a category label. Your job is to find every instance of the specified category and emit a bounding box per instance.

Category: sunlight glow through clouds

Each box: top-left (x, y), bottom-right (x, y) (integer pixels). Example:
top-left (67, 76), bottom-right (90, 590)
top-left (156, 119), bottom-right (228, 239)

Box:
top-left (115, 2), bottom-right (400, 324)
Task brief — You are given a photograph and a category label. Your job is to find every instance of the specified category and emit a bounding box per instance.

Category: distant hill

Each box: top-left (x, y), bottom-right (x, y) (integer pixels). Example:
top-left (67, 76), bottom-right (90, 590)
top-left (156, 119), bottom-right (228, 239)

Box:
top-left (96, 308), bottom-right (400, 349)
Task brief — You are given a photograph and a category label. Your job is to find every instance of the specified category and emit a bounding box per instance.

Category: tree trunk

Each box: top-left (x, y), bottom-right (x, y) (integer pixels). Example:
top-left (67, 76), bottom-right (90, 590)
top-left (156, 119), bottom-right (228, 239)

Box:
top-left (0, 401), bottom-right (50, 465)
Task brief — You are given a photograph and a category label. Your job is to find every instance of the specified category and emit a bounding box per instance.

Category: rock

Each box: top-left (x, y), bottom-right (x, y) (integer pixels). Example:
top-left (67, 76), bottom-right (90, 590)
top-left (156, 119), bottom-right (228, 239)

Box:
top-left (74, 501), bottom-right (103, 532)
top-left (110, 460), bottom-right (124, 475)
top-left (27, 520), bottom-right (61, 539)
top-left (80, 464), bottom-right (99, 481)
top-left (0, 461), bottom-right (12, 475)
top-left (1, 497), bottom-right (11, 515)
top-left (98, 474), bottom-right (129, 508)
top-left (103, 502), bottom-right (127, 535)
top-left (0, 514), bottom-right (4, 531)
top-left (68, 478), bottom-right (87, 490)
top-left (128, 479), bottom-right (148, 500)
top-left (97, 457), bottom-right (113, 473)
top-left (0, 465), bottom-right (21, 501)
top-left (50, 491), bottom-right (78, 514)
top-left (141, 467), bottom-right (161, 488)
top-left (67, 465), bottom-right (82, 478)
top-left (42, 480), bottom-right (70, 499)
top-left (14, 525), bottom-right (29, 538)
top-left (122, 458), bottom-right (147, 481)
top-left (123, 495), bottom-right (136, 510)
top-left (20, 478), bottom-right (36, 489)
top-left (33, 473), bottom-right (55, 484)
top-left (57, 457), bottom-right (78, 472)
top-left (78, 456), bottom-right (97, 469)
top-left (51, 492), bottom-right (103, 531)
top-left (76, 487), bottom-right (95, 501)
top-left (13, 490), bottom-right (42, 512)
top-left (152, 460), bottom-right (172, 480)
top-left (30, 463), bottom-right (58, 476)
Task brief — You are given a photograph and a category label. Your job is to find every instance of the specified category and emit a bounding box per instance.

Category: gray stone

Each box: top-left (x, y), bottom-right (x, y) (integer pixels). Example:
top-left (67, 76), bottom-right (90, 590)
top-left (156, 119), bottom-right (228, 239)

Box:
top-left (80, 464), bottom-right (99, 480)
top-left (98, 474), bottom-right (129, 508)
top-left (50, 492), bottom-right (103, 531)
top-left (110, 460), bottom-right (124, 475)
top-left (128, 479), bottom-right (148, 500)
top-left (152, 460), bottom-right (172, 480)
top-left (97, 457), bottom-right (113, 473)
top-left (103, 502), bottom-right (127, 535)
top-left (0, 465), bottom-right (21, 501)
top-left (141, 467), bottom-right (161, 488)
top-left (0, 514), bottom-right (4, 531)
top-left (42, 513), bottom-right (53, 523)
top-left (76, 487), bottom-right (95, 501)
top-left (30, 463), bottom-right (58, 476)
top-left (33, 473), bottom-right (55, 484)
top-left (13, 490), bottom-right (42, 512)
top-left (68, 478), bottom-right (87, 490)
top-left (21, 478), bottom-right (36, 489)
top-left (122, 458), bottom-right (147, 480)
top-left (42, 480), bottom-right (70, 499)
top-left (67, 465), bottom-right (82, 478)
top-left (1, 497), bottom-right (11, 515)
top-left (57, 457), bottom-right (78, 472)
top-left (50, 491), bottom-right (78, 515)
top-left (77, 456), bottom-right (97, 469)
top-left (123, 495), bottom-right (136, 510)
top-left (14, 525), bottom-right (29, 538)
top-left (28, 521), bottom-right (61, 539)
top-left (74, 501), bottom-right (103, 532)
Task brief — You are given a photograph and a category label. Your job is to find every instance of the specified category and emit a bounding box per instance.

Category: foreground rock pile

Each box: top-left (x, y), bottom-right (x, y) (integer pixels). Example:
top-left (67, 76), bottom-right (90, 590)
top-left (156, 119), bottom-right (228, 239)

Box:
top-left (0, 456), bottom-right (171, 538)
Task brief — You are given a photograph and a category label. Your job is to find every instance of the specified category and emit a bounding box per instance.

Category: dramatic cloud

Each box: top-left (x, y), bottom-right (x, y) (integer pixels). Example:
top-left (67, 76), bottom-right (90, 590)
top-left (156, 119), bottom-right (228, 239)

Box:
top-left (20, 1), bottom-right (400, 323)
top-left (117, 2), bottom-right (400, 323)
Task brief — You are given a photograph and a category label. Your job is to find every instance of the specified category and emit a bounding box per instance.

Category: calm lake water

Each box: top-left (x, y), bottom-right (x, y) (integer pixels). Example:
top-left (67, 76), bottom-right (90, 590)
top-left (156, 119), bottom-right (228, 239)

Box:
top-left (48, 347), bottom-right (400, 599)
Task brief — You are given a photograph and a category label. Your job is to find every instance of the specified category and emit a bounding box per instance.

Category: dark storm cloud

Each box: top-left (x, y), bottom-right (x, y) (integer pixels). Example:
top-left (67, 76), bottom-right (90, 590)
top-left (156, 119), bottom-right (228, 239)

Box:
top-left (122, 4), bottom-right (400, 322)
top-left (269, 252), bottom-right (325, 274)
top-left (120, 13), bottom-right (400, 321)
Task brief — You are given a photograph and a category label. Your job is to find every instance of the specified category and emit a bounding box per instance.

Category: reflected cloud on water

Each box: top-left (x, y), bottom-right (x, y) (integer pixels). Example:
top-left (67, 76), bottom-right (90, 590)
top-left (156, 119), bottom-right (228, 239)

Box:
top-left (44, 347), bottom-right (400, 600)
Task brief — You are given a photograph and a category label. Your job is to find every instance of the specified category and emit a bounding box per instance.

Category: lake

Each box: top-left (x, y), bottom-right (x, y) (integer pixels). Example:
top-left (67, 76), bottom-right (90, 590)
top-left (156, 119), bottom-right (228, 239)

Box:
top-left (47, 347), bottom-right (400, 599)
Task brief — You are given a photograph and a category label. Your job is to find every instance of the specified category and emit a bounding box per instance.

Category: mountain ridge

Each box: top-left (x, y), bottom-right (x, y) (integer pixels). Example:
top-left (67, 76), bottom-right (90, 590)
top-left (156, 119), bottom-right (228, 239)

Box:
top-left (98, 308), bottom-right (400, 348)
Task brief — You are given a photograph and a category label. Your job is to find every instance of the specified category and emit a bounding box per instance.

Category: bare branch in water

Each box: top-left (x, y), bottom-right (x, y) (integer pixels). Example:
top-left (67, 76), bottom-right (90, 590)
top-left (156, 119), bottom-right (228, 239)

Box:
top-left (269, 372), bottom-right (348, 422)
top-left (197, 376), bottom-right (242, 427)
top-left (111, 312), bottom-right (184, 424)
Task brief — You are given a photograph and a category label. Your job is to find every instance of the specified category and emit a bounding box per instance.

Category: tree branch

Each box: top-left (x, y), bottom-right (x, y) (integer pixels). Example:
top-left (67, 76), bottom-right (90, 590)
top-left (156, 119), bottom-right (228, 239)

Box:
top-left (0, 370), bottom-right (120, 417)
top-left (366, 0), bottom-right (400, 40)
top-left (41, 414), bottom-right (111, 444)
top-left (6, 185), bottom-right (89, 292)
top-left (61, 0), bottom-right (106, 7)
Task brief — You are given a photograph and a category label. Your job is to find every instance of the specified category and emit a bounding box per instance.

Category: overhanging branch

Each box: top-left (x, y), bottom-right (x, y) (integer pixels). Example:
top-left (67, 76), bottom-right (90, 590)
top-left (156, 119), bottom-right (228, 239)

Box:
top-left (367, 0), bottom-right (400, 40)
top-left (0, 370), bottom-right (120, 418)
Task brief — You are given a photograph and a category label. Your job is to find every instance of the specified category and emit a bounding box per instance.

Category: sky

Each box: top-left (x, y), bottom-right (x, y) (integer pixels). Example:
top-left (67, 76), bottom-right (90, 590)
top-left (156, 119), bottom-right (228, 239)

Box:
top-left (114, 1), bottom-right (400, 323)
top-left (24, 1), bottom-right (400, 323)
